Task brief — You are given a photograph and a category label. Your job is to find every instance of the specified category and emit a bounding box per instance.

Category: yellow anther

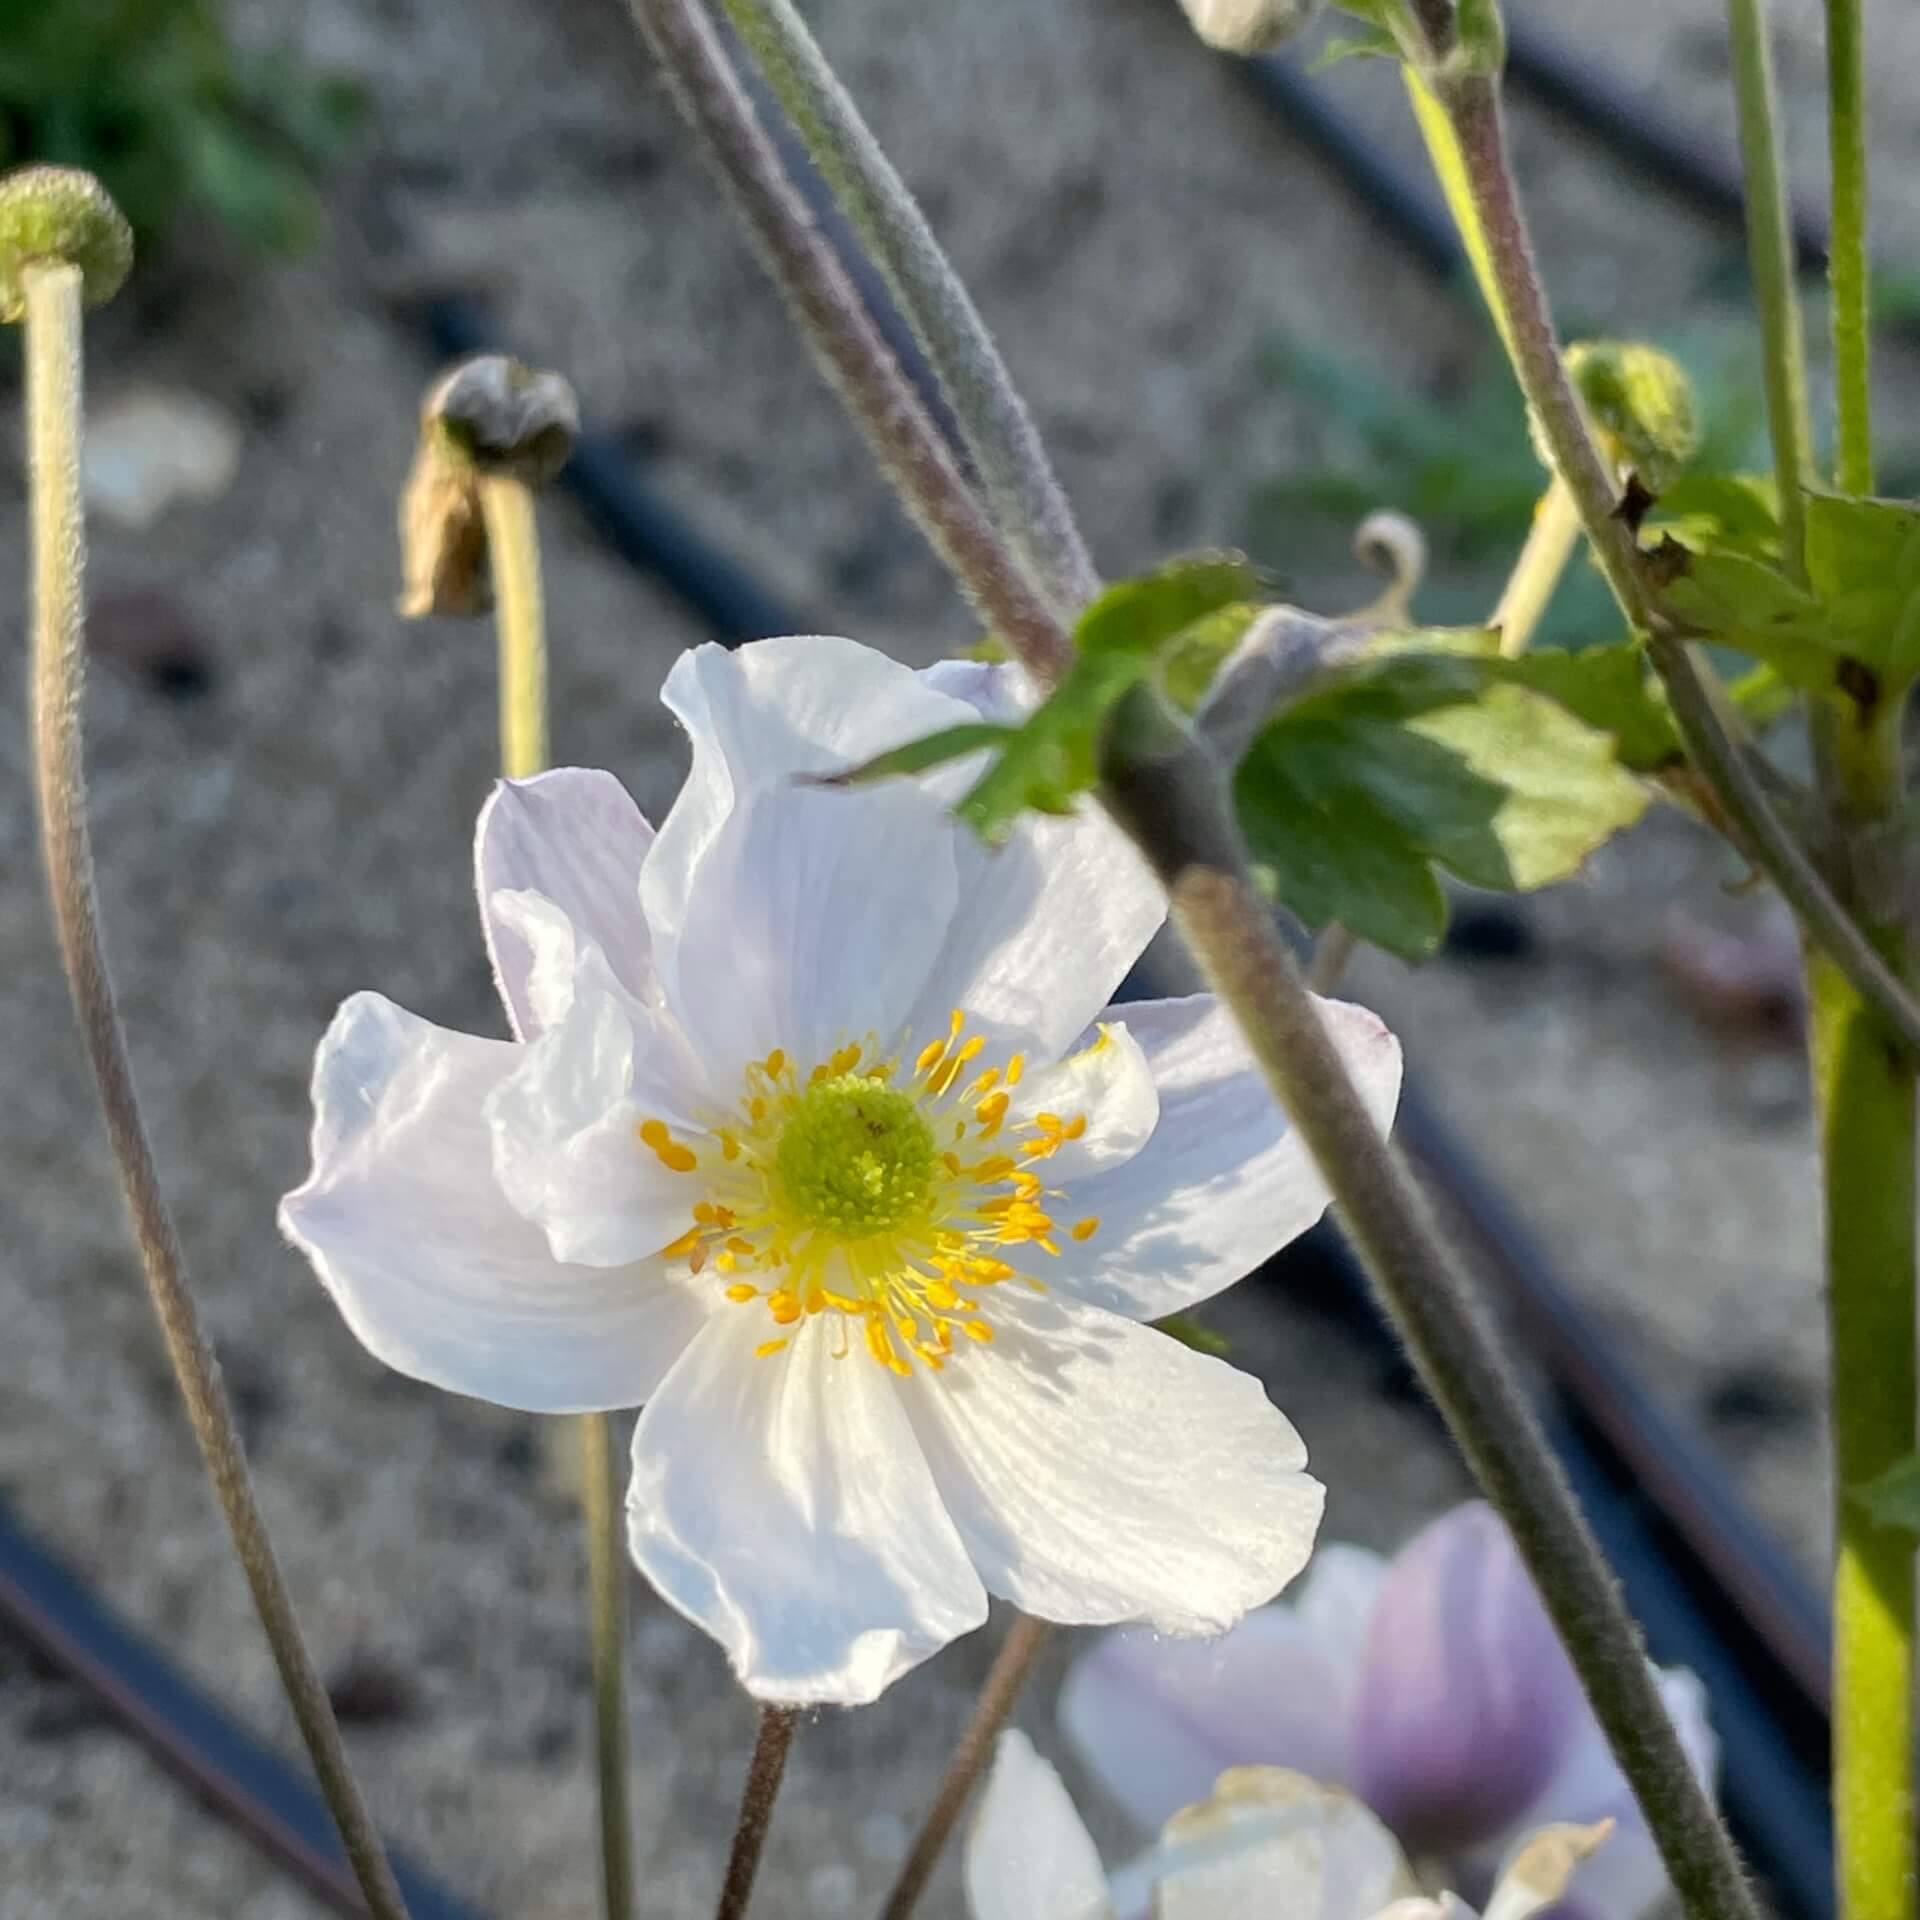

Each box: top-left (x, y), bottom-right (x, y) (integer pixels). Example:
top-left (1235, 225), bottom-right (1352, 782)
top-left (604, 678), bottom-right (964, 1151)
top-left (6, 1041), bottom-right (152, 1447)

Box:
top-left (1038, 1237), bottom-right (1061, 1257)
top-left (976, 1091), bottom-right (1010, 1130)
top-left (725, 1282), bottom-right (758, 1303)
top-left (971, 1067), bottom-right (1001, 1097)
top-left (831, 1042), bottom-right (862, 1075)
top-left (948, 1009), bottom-right (965, 1039)
top-left (915, 1038), bottom-right (947, 1074)
top-left (754, 1338), bottom-right (790, 1359)
top-left (1072, 1216), bottom-right (1100, 1242)
top-left (953, 1034), bottom-right (985, 1066)
top-left (1005, 1053), bottom-right (1026, 1086)
top-left (769, 1289), bottom-right (802, 1326)
top-left (962, 1321), bottom-right (994, 1343)
top-left (1034, 1111), bottom-right (1063, 1131)
top-left (750, 1096), bottom-right (767, 1122)
top-left (765, 1048), bottom-right (787, 1077)
top-left (660, 1227), bottom-right (703, 1260)
top-left (720, 1129), bottom-right (741, 1161)
top-left (1063, 1114), bottom-right (1087, 1140)
top-left (725, 1236), bottom-right (756, 1257)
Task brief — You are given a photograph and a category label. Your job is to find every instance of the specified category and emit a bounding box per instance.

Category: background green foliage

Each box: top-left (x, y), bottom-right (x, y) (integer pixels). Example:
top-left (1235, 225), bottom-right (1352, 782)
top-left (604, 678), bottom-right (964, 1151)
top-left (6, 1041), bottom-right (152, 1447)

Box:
top-left (0, 0), bottom-right (359, 248)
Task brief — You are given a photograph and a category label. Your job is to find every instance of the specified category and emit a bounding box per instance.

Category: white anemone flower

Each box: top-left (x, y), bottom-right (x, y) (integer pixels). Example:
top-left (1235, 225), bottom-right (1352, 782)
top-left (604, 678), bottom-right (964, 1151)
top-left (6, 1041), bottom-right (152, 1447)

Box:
top-left (280, 635), bottom-right (1403, 1706)
top-left (967, 1731), bottom-right (1607, 1920)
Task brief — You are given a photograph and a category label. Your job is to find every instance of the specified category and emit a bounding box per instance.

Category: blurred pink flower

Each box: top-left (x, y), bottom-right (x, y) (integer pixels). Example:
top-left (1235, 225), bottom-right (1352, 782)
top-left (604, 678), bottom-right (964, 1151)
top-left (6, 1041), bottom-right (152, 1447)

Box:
top-left (1060, 1502), bottom-right (1716, 1918)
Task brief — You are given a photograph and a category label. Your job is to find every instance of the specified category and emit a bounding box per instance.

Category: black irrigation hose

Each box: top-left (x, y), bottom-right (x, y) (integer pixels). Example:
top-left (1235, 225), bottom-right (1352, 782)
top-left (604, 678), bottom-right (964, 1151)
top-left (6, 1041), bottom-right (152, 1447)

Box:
top-left (0, 1496), bottom-right (489, 1920)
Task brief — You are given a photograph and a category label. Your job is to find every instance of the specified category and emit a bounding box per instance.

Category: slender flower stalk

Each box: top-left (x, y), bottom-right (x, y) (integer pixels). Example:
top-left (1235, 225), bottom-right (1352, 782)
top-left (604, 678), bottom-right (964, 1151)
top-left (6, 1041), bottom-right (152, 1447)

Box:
top-left (1725, 0), bottom-right (1815, 577)
top-left (9, 192), bottom-right (410, 1920)
top-left (1492, 479), bottom-right (1579, 657)
top-left (1824, 0), bottom-right (1873, 497)
top-left (880, 1615), bottom-right (1054, 1920)
top-left (482, 474), bottom-right (551, 779)
top-left (715, 0), bottom-right (1099, 616)
top-left (716, 1708), bottom-right (798, 1920)
top-left (1096, 687), bottom-right (1761, 1920)
top-left (459, 376), bottom-right (634, 1920)
top-left (618, 0), bottom-right (1071, 681)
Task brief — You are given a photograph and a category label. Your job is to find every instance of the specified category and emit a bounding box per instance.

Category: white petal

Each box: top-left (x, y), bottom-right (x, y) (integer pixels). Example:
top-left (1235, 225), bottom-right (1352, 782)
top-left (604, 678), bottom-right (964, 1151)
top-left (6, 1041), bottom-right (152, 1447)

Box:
top-left (1042, 994), bottom-right (1402, 1321)
top-left (476, 770), bottom-right (657, 1037)
top-left (966, 1730), bottom-right (1111, 1920)
top-left (1059, 1609), bottom-right (1357, 1834)
top-left (626, 1312), bottom-right (988, 1705)
top-left (1144, 1771), bottom-right (1415, 1920)
top-left (659, 784), bottom-right (963, 1073)
top-left (905, 804), bottom-right (1166, 1063)
top-left (1010, 1021), bottom-right (1160, 1186)
top-left (643, 635), bottom-right (977, 953)
top-left (485, 962), bottom-right (707, 1268)
top-left (280, 993), bottom-right (708, 1412)
top-left (905, 1290), bottom-right (1322, 1633)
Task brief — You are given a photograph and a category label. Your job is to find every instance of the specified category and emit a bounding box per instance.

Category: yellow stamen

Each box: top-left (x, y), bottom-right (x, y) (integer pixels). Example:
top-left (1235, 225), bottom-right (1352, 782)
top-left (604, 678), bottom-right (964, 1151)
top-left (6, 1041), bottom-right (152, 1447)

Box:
top-left (1072, 1216), bottom-right (1100, 1242)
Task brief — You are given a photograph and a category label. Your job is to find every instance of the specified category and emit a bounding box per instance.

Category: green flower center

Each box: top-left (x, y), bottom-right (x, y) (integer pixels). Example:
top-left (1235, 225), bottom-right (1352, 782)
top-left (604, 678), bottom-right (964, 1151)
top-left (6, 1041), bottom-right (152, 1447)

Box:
top-left (772, 1073), bottom-right (939, 1237)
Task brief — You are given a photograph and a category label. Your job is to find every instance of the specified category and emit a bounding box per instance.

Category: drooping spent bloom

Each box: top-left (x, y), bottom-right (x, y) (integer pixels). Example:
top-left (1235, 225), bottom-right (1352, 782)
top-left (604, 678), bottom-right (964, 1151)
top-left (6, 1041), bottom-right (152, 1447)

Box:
top-left (280, 635), bottom-right (1404, 1706)
top-left (965, 1729), bottom-right (1606, 1920)
top-left (1060, 1502), bottom-right (1717, 1919)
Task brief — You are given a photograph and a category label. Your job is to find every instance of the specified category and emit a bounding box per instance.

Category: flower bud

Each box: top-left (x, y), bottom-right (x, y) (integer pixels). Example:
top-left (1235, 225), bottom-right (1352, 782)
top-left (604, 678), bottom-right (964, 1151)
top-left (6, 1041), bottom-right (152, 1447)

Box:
top-left (1177, 0), bottom-right (1321, 54)
top-left (398, 354), bottom-right (580, 618)
top-left (1351, 1503), bottom-right (1587, 1857)
top-left (1565, 340), bottom-right (1699, 495)
top-left (0, 165), bottom-right (133, 322)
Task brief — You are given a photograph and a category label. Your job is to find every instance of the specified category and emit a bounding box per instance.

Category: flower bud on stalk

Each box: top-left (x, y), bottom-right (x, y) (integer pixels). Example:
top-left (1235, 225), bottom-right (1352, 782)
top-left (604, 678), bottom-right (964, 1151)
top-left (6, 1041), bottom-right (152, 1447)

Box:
top-left (1176, 0), bottom-right (1321, 55)
top-left (0, 165), bottom-right (132, 322)
top-left (1528, 339), bottom-right (1699, 497)
top-left (398, 353), bottom-right (579, 617)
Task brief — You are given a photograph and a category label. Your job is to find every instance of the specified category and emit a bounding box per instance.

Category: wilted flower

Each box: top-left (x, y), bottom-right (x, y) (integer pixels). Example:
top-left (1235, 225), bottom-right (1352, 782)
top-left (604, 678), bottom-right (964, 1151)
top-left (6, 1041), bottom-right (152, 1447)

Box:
top-left (965, 1729), bottom-right (1606, 1920)
top-left (281, 635), bottom-right (1404, 1706)
top-left (1061, 1502), bottom-right (1716, 1918)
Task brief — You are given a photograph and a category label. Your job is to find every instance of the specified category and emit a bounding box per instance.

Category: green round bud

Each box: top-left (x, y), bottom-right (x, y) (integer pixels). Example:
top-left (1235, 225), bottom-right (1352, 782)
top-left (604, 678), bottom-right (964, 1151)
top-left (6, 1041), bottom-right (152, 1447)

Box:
top-left (1177, 0), bottom-right (1321, 54)
top-left (0, 166), bottom-right (133, 322)
top-left (424, 354), bottom-right (580, 488)
top-left (1564, 338), bottom-right (1700, 494)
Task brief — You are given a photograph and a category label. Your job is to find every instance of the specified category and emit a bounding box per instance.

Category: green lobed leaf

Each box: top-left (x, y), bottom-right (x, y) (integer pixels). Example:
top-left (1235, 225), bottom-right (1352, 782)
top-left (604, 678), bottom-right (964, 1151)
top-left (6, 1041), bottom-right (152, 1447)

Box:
top-left (1234, 632), bottom-right (1650, 960)
top-left (1803, 490), bottom-right (1920, 683)
top-left (1854, 1454), bottom-right (1920, 1537)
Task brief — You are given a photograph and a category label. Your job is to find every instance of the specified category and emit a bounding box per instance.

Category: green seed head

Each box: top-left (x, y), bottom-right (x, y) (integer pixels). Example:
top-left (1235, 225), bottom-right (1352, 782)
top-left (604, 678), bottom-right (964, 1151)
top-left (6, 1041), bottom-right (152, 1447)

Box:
top-left (774, 1075), bottom-right (938, 1238)
top-left (0, 166), bottom-right (132, 322)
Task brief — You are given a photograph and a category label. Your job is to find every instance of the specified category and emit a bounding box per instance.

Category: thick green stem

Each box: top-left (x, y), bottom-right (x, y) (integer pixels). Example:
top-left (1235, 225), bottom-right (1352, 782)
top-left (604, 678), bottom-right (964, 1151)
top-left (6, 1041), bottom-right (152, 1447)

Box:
top-left (1824, 0), bottom-right (1873, 495)
top-left (21, 259), bottom-right (411, 1920)
top-left (1815, 700), bottom-right (1916, 1920)
top-left (480, 473), bottom-right (634, 1920)
top-left (1098, 692), bottom-right (1760, 1920)
top-left (1726, 0), bottom-right (1815, 576)
top-left (716, 0), bottom-right (1098, 616)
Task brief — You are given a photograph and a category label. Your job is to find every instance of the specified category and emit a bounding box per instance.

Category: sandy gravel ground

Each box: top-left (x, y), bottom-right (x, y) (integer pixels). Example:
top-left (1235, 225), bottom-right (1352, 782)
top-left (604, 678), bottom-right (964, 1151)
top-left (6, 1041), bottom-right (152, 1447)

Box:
top-left (5, 0), bottom-right (1915, 1911)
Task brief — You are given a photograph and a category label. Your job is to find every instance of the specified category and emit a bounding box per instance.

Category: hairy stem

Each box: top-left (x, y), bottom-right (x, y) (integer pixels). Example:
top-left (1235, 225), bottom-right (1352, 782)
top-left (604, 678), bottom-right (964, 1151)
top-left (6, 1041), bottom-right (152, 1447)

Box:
top-left (582, 1411), bottom-right (636, 1920)
top-left (1823, 0), bottom-right (1873, 495)
top-left (716, 1707), bottom-right (798, 1920)
top-left (618, 0), bottom-right (1071, 681)
top-left (879, 1614), bottom-right (1053, 1920)
top-left (1492, 478), bottom-right (1580, 657)
top-left (1098, 688), bottom-right (1760, 1920)
top-left (20, 258), bottom-right (411, 1920)
top-left (1726, 0), bottom-right (1815, 575)
top-left (480, 474), bottom-right (550, 780)
top-left (716, 0), bottom-right (1098, 615)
